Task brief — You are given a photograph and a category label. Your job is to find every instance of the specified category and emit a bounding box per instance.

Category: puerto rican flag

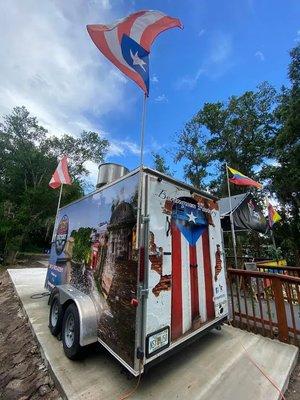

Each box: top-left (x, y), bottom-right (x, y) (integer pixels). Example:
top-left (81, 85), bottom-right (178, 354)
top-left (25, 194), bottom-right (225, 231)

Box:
top-left (171, 203), bottom-right (215, 341)
top-left (87, 10), bottom-right (182, 95)
top-left (49, 156), bottom-right (72, 189)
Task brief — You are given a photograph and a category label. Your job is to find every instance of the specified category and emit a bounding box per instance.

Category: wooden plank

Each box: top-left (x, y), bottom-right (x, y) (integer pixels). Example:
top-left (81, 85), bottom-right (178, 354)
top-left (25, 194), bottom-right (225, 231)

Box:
top-left (272, 278), bottom-right (289, 343)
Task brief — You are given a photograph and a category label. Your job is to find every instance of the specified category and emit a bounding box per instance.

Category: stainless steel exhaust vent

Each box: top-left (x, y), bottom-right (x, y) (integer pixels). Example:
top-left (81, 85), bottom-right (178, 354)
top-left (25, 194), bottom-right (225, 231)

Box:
top-left (96, 163), bottom-right (129, 188)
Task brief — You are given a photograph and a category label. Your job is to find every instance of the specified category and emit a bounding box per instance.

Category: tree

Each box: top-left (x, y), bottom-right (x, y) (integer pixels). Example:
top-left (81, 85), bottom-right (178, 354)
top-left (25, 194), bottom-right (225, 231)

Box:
top-left (175, 83), bottom-right (277, 194)
top-left (0, 106), bottom-right (109, 263)
top-left (174, 120), bottom-right (208, 188)
top-left (152, 152), bottom-right (172, 176)
top-left (46, 130), bottom-right (109, 177)
top-left (174, 46), bottom-right (299, 264)
top-left (260, 45), bottom-right (300, 264)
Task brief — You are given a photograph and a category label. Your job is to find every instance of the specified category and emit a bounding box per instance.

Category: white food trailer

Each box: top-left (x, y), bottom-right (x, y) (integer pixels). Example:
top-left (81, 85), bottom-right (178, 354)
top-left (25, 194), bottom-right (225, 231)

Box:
top-left (45, 164), bottom-right (228, 376)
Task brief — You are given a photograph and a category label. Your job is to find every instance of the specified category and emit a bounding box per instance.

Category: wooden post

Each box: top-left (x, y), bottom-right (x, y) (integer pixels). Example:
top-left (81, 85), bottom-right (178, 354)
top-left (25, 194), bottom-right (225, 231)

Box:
top-left (272, 277), bottom-right (289, 343)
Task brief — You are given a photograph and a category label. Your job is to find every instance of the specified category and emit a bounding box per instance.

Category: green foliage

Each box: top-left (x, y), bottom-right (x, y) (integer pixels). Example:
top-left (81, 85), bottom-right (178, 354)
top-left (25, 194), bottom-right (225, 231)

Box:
top-left (260, 45), bottom-right (300, 264)
top-left (152, 152), bottom-right (173, 176)
top-left (174, 120), bottom-right (208, 188)
top-left (71, 228), bottom-right (93, 265)
top-left (45, 130), bottom-right (109, 177)
top-left (267, 245), bottom-right (283, 260)
top-left (0, 106), bottom-right (109, 263)
top-left (175, 82), bottom-right (276, 195)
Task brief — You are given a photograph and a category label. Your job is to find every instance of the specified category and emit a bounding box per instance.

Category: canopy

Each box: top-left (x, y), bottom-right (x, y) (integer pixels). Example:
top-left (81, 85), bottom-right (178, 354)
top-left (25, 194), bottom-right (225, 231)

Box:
top-left (218, 193), bottom-right (268, 234)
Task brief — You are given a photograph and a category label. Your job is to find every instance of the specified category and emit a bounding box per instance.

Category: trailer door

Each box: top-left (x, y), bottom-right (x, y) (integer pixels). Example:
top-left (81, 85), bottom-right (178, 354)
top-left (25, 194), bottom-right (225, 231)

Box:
top-left (145, 175), bottom-right (225, 355)
top-left (170, 200), bottom-right (215, 341)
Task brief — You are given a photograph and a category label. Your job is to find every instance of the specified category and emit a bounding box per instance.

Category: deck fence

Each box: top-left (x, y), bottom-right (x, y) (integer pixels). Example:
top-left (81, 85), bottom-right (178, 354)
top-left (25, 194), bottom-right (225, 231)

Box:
top-left (227, 268), bottom-right (300, 346)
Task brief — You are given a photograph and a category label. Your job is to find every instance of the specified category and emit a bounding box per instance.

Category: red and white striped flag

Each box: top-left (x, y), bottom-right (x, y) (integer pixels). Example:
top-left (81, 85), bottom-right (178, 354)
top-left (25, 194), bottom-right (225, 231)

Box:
top-left (49, 156), bottom-right (72, 189)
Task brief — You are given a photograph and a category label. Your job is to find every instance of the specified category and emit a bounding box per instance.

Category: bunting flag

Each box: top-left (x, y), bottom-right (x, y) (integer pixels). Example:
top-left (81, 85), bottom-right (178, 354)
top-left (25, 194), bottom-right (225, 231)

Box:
top-left (227, 166), bottom-right (262, 189)
top-left (87, 10), bottom-right (182, 95)
top-left (267, 201), bottom-right (282, 228)
top-left (49, 156), bottom-right (72, 189)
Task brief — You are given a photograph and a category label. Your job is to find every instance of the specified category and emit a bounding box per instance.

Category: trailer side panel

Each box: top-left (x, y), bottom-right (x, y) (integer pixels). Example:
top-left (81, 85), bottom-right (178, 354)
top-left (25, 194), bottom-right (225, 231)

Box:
top-left (45, 172), bottom-right (140, 368)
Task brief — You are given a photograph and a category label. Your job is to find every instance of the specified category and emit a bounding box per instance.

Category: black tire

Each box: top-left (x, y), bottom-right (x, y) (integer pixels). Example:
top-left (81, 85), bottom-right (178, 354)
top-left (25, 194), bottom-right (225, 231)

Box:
top-left (62, 303), bottom-right (83, 360)
top-left (49, 294), bottom-right (63, 336)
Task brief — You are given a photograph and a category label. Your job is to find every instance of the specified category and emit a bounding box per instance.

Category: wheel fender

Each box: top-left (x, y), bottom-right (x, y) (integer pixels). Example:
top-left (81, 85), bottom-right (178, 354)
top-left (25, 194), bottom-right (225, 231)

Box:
top-left (56, 284), bottom-right (98, 346)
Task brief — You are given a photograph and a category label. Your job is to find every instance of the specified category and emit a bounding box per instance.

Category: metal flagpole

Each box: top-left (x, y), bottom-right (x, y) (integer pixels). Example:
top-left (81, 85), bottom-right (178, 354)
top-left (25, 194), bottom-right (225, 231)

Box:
top-left (136, 93), bottom-right (147, 248)
top-left (51, 183), bottom-right (63, 243)
top-left (136, 93), bottom-right (148, 368)
top-left (226, 163), bottom-right (238, 268)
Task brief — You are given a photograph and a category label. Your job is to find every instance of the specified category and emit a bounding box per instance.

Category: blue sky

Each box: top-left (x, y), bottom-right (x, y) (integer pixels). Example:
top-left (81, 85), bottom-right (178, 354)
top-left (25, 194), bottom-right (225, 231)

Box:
top-left (1, 0), bottom-right (299, 186)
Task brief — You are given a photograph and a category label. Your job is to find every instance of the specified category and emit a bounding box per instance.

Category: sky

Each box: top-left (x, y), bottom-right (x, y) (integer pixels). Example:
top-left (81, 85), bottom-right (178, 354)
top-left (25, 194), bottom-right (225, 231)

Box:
top-left (0, 0), bottom-right (299, 187)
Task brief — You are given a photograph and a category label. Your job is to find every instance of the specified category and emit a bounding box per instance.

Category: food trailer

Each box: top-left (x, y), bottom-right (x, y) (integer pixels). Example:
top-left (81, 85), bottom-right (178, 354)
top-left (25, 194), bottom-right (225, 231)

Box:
top-left (45, 164), bottom-right (228, 376)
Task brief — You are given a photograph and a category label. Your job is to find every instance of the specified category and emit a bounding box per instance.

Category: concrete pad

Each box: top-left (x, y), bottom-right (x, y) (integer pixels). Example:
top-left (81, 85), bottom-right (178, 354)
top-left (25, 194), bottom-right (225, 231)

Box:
top-left (9, 268), bottom-right (298, 400)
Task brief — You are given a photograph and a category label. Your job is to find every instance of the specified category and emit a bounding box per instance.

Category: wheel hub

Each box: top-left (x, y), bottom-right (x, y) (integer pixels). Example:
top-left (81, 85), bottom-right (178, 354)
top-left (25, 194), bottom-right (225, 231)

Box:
top-left (65, 313), bottom-right (75, 348)
top-left (51, 301), bottom-right (59, 327)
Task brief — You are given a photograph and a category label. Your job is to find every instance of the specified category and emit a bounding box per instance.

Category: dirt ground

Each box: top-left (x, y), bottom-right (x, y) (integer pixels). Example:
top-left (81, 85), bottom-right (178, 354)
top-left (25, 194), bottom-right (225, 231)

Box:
top-left (0, 264), bottom-right (60, 400)
top-left (0, 257), bottom-right (299, 400)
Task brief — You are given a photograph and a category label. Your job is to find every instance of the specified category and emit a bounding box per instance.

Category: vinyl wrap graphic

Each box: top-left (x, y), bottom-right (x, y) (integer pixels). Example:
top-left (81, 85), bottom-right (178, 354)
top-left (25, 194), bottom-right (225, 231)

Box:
top-left (145, 177), bottom-right (228, 348)
top-left (46, 173), bottom-right (139, 367)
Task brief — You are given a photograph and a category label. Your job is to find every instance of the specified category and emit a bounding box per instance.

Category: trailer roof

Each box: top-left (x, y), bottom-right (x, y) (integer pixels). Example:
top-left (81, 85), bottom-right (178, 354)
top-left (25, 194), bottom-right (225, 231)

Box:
top-left (143, 167), bottom-right (218, 201)
top-left (58, 166), bottom-right (217, 211)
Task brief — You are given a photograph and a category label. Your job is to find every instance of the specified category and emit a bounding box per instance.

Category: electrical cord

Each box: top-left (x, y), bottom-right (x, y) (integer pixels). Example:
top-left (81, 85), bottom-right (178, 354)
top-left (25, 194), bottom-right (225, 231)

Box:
top-left (228, 321), bottom-right (286, 400)
top-left (30, 292), bottom-right (50, 299)
top-left (118, 359), bottom-right (143, 400)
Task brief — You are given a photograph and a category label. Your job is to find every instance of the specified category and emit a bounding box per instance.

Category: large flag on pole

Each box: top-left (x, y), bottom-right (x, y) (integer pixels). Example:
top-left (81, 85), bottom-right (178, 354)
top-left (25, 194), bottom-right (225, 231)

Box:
top-left (227, 166), bottom-right (262, 189)
top-left (267, 201), bottom-right (282, 228)
top-left (87, 10), bottom-right (182, 95)
top-left (49, 156), bottom-right (72, 189)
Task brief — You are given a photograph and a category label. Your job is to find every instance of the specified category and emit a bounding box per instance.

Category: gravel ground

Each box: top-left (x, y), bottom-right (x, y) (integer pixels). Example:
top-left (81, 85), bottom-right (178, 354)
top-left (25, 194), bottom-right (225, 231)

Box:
top-left (285, 354), bottom-right (300, 400)
top-left (0, 267), bottom-right (60, 400)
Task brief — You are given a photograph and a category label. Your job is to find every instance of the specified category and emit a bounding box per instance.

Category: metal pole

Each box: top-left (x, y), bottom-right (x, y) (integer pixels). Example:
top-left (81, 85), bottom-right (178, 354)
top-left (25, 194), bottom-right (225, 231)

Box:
top-left (270, 227), bottom-right (279, 264)
top-left (136, 93), bottom-right (147, 248)
top-left (136, 93), bottom-right (148, 367)
top-left (226, 163), bottom-right (238, 268)
top-left (51, 184), bottom-right (63, 243)
top-left (139, 93), bottom-right (147, 169)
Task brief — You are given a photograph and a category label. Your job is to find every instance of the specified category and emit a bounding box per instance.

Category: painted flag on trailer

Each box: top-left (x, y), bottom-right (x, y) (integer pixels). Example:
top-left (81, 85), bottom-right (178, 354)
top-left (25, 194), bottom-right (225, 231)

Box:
top-left (170, 203), bottom-right (215, 341)
top-left (267, 201), bottom-right (282, 228)
top-left (227, 166), bottom-right (262, 189)
top-left (49, 156), bottom-right (72, 189)
top-left (87, 10), bottom-right (182, 95)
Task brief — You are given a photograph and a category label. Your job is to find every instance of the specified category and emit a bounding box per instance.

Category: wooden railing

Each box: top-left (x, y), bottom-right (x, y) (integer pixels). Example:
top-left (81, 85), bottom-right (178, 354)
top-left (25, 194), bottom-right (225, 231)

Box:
top-left (227, 268), bottom-right (300, 346)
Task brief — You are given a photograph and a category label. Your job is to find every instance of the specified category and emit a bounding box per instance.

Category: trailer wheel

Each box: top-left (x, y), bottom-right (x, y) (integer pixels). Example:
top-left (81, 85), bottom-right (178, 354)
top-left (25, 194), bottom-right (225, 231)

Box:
top-left (49, 294), bottom-right (63, 336)
top-left (62, 303), bottom-right (83, 360)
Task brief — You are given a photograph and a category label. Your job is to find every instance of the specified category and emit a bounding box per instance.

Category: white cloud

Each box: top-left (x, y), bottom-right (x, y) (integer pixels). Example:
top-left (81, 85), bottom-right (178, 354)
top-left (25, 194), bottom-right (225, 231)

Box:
top-left (154, 94), bottom-right (168, 103)
top-left (151, 75), bottom-right (159, 83)
top-left (209, 33), bottom-right (232, 64)
top-left (108, 140), bottom-right (140, 156)
top-left (255, 51), bottom-right (265, 61)
top-left (0, 0), bottom-right (139, 160)
top-left (175, 33), bottom-right (233, 89)
top-left (175, 69), bottom-right (205, 90)
top-left (198, 29), bottom-right (205, 37)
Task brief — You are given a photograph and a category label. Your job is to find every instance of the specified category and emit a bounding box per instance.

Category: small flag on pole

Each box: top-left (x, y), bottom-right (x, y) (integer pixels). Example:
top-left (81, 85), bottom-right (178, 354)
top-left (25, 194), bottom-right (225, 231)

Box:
top-left (87, 10), bottom-right (182, 95)
top-left (267, 201), bottom-right (282, 228)
top-left (49, 156), bottom-right (72, 189)
top-left (227, 166), bottom-right (262, 189)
